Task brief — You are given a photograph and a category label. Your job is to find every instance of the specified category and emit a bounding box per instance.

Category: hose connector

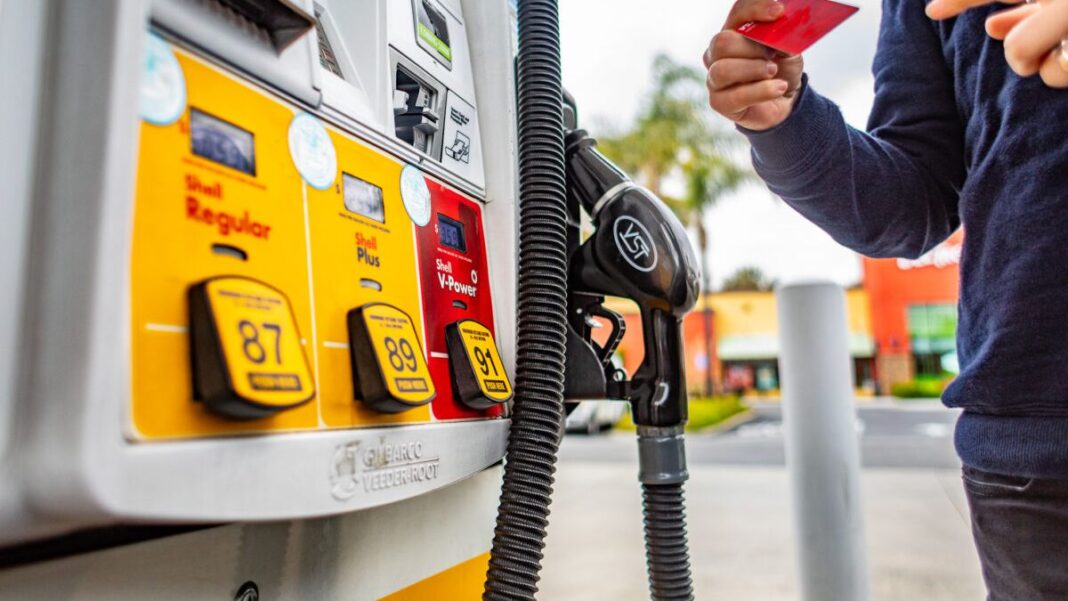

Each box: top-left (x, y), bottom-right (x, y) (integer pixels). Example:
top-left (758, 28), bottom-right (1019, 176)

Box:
top-left (638, 424), bottom-right (694, 600)
top-left (637, 425), bottom-right (688, 485)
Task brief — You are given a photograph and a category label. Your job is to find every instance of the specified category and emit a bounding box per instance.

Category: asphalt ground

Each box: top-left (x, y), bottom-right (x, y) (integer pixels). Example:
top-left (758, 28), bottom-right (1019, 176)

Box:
top-left (540, 401), bottom-right (985, 600)
top-left (559, 401), bottom-right (962, 469)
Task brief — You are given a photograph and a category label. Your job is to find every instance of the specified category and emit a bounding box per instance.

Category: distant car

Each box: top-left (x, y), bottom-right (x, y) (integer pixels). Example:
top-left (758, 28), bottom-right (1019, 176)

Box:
top-left (564, 401), bottom-right (627, 434)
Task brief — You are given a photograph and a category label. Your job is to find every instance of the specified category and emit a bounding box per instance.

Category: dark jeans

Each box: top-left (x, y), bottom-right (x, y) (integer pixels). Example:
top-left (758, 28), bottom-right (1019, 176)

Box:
top-left (963, 466), bottom-right (1068, 600)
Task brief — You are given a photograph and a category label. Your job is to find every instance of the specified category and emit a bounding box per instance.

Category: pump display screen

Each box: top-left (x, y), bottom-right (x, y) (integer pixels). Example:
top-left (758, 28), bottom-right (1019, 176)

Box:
top-left (414, 0), bottom-right (452, 66)
top-left (438, 214), bottom-right (466, 252)
top-left (190, 109), bottom-right (256, 176)
top-left (343, 173), bottom-right (385, 222)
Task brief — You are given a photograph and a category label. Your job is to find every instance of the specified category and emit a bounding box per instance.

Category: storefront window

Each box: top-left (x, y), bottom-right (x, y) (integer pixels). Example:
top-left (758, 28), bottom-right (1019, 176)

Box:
top-left (722, 360), bottom-right (779, 393)
top-left (907, 304), bottom-right (958, 376)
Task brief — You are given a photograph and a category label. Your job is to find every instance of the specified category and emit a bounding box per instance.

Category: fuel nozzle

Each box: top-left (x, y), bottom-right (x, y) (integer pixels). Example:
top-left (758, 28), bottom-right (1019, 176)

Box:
top-left (564, 129), bottom-right (700, 599)
top-left (564, 129), bottom-right (700, 428)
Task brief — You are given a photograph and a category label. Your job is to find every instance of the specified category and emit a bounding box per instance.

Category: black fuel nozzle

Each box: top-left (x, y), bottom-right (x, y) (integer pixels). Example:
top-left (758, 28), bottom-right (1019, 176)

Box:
top-left (564, 128), bottom-right (699, 600)
top-left (563, 129), bottom-right (700, 428)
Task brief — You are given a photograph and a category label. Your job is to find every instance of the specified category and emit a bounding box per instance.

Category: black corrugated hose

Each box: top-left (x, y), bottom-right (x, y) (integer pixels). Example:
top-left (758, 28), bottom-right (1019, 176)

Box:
top-left (642, 481), bottom-right (694, 600)
top-left (482, 0), bottom-right (569, 599)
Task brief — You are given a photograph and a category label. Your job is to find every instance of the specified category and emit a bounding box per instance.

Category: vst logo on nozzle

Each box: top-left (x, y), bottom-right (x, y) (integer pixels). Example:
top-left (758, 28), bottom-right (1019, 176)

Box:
top-left (613, 215), bottom-right (658, 273)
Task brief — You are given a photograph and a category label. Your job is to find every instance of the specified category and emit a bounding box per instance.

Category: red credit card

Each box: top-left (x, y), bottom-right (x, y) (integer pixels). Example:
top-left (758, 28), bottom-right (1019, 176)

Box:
top-left (735, 0), bottom-right (859, 55)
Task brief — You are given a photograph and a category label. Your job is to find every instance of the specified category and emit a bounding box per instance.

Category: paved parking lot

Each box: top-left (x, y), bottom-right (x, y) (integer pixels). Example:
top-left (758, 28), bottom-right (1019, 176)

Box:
top-left (539, 403), bottom-right (986, 600)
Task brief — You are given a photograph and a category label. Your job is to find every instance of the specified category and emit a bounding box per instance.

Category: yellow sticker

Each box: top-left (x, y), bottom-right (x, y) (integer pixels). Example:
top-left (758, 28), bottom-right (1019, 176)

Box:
top-left (204, 277), bottom-right (314, 407)
top-left (360, 304), bottom-right (435, 405)
top-left (455, 321), bottom-right (512, 402)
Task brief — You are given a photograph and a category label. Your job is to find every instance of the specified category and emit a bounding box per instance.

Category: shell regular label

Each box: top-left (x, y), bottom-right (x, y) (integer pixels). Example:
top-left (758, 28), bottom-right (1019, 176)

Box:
top-left (361, 304), bottom-right (435, 404)
top-left (456, 321), bottom-right (512, 402)
top-left (205, 278), bottom-right (313, 406)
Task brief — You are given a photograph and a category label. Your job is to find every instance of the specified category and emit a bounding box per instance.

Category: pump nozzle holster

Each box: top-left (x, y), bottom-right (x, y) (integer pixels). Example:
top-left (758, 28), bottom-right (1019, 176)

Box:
top-left (563, 129), bottom-right (700, 428)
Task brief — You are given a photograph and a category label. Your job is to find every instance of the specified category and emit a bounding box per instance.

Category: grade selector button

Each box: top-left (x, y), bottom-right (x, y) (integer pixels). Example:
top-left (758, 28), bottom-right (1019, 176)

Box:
top-left (445, 319), bottom-right (512, 410)
top-left (188, 276), bottom-right (315, 419)
top-left (348, 303), bottom-right (436, 413)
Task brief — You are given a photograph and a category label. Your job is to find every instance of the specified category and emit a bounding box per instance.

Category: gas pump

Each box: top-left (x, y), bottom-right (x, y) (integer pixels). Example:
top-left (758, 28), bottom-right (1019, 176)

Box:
top-left (0, 0), bottom-right (699, 598)
top-left (0, 0), bottom-right (520, 597)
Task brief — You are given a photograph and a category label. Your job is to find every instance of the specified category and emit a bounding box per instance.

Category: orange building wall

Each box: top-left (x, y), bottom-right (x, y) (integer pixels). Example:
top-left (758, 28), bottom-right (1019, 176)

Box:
top-left (861, 229), bottom-right (963, 355)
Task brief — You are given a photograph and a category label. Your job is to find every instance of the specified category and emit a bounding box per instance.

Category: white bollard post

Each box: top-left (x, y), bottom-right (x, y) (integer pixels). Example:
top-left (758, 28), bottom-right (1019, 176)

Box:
top-left (776, 281), bottom-right (870, 601)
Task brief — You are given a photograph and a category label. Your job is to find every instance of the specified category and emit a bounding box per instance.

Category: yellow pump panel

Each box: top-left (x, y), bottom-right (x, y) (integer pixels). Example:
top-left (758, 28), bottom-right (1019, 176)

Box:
top-left (129, 48), bottom-right (318, 439)
top-left (306, 131), bottom-right (431, 427)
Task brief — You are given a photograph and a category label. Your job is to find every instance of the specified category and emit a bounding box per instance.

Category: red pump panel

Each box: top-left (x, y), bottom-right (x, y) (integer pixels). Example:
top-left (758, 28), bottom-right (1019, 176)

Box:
top-left (416, 179), bottom-right (504, 419)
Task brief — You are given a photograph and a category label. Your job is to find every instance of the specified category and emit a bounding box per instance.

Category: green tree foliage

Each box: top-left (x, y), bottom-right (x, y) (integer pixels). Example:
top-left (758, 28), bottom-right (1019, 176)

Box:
top-left (595, 53), bottom-right (753, 287)
top-left (722, 266), bottom-right (776, 292)
top-left (595, 54), bottom-right (754, 395)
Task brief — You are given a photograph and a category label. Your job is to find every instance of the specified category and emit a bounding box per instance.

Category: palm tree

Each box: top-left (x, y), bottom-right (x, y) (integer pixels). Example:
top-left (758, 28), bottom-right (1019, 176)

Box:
top-left (722, 266), bottom-right (776, 292)
top-left (597, 54), bottom-right (754, 397)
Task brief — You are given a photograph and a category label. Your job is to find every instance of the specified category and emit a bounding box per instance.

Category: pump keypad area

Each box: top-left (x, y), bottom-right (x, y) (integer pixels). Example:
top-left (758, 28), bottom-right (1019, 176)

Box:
top-left (129, 42), bottom-right (507, 440)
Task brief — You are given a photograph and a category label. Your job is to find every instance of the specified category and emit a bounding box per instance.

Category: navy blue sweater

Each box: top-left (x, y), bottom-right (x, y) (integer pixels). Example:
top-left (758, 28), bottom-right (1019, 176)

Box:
top-left (742, 0), bottom-right (1068, 478)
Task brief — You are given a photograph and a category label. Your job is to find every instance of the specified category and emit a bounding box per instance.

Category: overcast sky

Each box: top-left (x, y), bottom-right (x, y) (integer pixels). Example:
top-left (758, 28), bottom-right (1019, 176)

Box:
top-left (559, 0), bottom-right (884, 288)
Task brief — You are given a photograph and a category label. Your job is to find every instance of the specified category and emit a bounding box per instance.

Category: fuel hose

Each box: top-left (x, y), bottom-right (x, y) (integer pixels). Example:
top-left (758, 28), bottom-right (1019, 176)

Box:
top-left (638, 426), bottom-right (694, 601)
top-left (482, 0), bottom-right (569, 599)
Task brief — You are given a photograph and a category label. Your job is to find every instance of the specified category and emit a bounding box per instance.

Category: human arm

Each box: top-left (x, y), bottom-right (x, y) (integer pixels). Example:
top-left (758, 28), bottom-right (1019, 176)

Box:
top-left (705, 0), bottom-right (964, 258)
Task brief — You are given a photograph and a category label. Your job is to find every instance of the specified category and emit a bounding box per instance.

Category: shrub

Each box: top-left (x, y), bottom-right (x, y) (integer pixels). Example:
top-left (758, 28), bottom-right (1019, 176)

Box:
top-left (890, 379), bottom-right (949, 399)
top-left (616, 395), bottom-right (749, 432)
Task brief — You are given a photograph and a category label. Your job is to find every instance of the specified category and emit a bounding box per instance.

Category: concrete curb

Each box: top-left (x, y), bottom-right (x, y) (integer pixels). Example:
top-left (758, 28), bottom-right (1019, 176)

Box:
top-left (691, 407), bottom-right (757, 436)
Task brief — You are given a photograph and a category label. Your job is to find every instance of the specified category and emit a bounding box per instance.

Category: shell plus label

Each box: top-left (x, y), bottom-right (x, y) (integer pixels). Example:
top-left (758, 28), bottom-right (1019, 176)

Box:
top-left (355, 232), bottom-right (380, 268)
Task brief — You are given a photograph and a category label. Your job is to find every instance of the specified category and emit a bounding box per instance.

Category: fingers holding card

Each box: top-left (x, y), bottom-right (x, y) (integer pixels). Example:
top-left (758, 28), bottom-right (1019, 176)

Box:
top-left (735, 0), bottom-right (859, 55)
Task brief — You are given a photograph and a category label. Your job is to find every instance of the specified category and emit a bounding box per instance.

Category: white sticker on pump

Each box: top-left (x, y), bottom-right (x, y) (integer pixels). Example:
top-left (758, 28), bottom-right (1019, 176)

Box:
top-left (400, 164), bottom-right (432, 227)
top-left (139, 32), bottom-right (186, 126)
top-left (288, 113), bottom-right (337, 190)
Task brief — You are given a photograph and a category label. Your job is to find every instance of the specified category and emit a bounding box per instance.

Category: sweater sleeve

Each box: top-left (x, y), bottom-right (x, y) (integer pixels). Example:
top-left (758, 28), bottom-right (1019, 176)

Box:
top-left (740, 0), bottom-right (965, 259)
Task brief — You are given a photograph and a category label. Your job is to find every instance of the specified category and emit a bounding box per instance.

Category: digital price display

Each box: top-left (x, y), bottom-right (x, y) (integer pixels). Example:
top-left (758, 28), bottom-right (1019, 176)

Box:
top-left (414, 0), bottom-right (452, 66)
top-left (343, 172), bottom-right (385, 222)
top-left (438, 214), bottom-right (466, 252)
top-left (190, 108), bottom-right (256, 176)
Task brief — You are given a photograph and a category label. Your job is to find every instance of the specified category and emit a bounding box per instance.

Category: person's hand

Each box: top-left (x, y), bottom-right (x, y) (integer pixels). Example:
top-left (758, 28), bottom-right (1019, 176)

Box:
top-left (927, 0), bottom-right (1068, 88)
top-left (704, 0), bottom-right (805, 131)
